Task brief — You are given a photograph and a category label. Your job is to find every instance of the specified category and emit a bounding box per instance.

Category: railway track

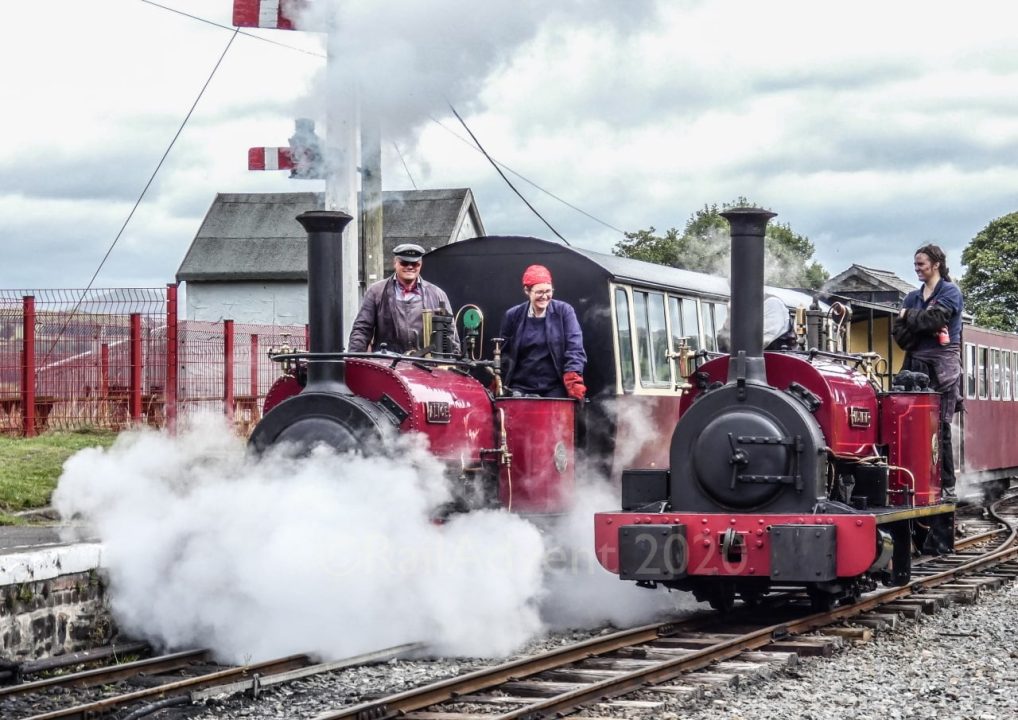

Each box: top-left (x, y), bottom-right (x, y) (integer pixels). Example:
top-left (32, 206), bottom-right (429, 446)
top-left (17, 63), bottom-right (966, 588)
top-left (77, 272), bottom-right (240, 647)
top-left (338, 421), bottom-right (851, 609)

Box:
top-left (0, 644), bottom-right (422, 720)
top-left (311, 493), bottom-right (1018, 720)
top-left (5, 495), bottom-right (1015, 720)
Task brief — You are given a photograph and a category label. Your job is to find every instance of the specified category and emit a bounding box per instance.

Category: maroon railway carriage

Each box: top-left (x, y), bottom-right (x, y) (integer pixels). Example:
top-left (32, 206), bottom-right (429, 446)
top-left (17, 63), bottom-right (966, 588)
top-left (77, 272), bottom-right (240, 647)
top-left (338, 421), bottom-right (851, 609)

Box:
top-left (959, 325), bottom-right (1018, 494)
top-left (594, 208), bottom-right (955, 611)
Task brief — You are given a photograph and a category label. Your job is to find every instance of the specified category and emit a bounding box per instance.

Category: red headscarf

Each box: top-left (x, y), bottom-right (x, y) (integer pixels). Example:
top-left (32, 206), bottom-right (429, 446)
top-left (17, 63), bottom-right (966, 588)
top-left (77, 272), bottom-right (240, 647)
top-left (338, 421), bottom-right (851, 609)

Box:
top-left (522, 264), bottom-right (553, 287)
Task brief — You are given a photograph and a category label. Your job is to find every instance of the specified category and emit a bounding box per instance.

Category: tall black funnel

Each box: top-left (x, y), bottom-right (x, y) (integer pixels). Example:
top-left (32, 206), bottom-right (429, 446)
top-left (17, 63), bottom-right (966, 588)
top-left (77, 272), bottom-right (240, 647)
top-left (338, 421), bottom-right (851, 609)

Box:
top-left (720, 207), bottom-right (776, 385)
top-left (296, 210), bottom-right (353, 393)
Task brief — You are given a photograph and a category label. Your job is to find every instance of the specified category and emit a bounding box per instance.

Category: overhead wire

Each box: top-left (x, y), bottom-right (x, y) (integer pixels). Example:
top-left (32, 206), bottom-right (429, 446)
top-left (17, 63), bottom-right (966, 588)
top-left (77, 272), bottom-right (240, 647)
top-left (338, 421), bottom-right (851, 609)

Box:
top-left (40, 26), bottom-right (241, 368)
top-left (392, 141), bottom-right (418, 189)
top-left (448, 103), bottom-right (570, 246)
top-left (142, 2), bottom-right (623, 242)
top-left (427, 115), bottom-right (626, 236)
top-left (139, 0), bottom-right (325, 58)
top-left (69, 0), bottom-right (621, 333)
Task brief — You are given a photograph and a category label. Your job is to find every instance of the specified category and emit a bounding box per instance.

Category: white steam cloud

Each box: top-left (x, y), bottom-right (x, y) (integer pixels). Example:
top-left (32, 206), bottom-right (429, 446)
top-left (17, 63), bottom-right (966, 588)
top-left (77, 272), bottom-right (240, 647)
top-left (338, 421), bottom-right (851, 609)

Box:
top-left (541, 478), bottom-right (700, 629)
top-left (296, 0), bottom-right (659, 143)
top-left (53, 416), bottom-right (545, 662)
top-left (53, 415), bottom-right (693, 663)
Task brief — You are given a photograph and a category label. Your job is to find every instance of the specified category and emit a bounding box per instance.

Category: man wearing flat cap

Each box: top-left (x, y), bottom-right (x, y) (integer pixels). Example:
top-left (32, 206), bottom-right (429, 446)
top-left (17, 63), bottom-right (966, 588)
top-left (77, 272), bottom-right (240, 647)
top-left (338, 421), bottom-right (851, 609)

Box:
top-left (348, 243), bottom-right (459, 354)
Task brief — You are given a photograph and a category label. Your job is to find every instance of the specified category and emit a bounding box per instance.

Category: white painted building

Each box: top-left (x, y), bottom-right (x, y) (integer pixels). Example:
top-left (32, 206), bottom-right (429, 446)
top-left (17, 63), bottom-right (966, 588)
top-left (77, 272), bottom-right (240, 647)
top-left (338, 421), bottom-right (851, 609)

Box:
top-left (176, 189), bottom-right (485, 324)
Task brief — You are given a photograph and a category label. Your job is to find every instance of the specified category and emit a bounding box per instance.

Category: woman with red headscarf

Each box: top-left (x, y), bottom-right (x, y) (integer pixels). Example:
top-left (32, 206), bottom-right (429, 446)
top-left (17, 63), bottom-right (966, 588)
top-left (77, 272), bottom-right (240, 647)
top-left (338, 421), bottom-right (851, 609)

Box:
top-left (499, 264), bottom-right (587, 399)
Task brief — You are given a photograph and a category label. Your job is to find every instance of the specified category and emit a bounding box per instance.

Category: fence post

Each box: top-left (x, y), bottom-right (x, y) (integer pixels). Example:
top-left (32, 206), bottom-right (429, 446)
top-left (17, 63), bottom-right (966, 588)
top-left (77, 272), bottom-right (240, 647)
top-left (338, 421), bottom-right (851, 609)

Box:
top-left (129, 314), bottom-right (142, 423)
top-left (21, 296), bottom-right (36, 438)
top-left (224, 319), bottom-right (235, 423)
top-left (165, 284), bottom-right (178, 434)
top-left (250, 334), bottom-right (259, 399)
top-left (100, 343), bottom-right (110, 397)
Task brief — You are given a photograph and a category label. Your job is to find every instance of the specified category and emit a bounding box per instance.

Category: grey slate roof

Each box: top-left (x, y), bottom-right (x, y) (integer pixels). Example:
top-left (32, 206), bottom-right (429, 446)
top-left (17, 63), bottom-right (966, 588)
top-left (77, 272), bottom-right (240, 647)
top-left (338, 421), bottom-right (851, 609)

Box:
top-left (176, 189), bottom-right (484, 282)
top-left (822, 264), bottom-right (916, 296)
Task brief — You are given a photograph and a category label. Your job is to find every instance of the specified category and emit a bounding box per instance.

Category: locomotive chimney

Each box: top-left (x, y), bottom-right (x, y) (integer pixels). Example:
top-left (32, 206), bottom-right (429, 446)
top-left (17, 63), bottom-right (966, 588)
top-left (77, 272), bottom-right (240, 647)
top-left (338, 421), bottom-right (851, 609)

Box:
top-left (296, 210), bottom-right (353, 394)
top-left (721, 207), bottom-right (776, 386)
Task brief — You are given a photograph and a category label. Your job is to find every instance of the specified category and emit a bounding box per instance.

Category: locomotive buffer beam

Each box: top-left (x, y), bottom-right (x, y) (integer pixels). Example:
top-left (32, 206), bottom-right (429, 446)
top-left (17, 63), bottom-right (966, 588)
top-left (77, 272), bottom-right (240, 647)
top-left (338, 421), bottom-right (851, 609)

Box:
top-left (727, 434), bottom-right (804, 490)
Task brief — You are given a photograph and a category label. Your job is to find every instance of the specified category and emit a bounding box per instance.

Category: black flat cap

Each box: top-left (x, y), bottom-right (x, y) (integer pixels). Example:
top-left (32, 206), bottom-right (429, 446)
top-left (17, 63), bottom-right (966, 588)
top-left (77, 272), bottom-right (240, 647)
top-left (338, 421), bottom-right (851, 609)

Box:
top-left (393, 243), bottom-right (426, 262)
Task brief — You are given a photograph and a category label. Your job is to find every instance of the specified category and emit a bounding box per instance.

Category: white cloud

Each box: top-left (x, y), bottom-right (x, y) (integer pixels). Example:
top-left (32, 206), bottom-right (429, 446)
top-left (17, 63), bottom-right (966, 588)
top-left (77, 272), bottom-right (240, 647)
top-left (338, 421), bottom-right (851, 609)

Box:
top-left (2, 0), bottom-right (1017, 290)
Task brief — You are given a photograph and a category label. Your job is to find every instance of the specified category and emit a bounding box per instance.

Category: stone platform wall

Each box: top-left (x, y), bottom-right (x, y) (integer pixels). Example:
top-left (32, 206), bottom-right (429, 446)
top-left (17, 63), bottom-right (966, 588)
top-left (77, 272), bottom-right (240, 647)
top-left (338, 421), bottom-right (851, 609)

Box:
top-left (1, 569), bottom-right (115, 660)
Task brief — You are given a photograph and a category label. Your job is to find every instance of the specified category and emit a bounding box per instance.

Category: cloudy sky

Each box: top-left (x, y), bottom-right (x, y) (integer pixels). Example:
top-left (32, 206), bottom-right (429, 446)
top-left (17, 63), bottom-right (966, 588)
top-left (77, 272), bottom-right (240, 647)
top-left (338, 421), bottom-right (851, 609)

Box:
top-left (3, 0), bottom-right (1017, 294)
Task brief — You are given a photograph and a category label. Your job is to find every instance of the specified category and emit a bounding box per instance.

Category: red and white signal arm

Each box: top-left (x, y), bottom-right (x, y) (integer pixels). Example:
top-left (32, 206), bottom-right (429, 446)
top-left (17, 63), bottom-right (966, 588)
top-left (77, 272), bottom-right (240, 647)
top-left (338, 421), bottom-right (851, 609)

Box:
top-left (248, 147), bottom-right (294, 171)
top-left (233, 0), bottom-right (302, 30)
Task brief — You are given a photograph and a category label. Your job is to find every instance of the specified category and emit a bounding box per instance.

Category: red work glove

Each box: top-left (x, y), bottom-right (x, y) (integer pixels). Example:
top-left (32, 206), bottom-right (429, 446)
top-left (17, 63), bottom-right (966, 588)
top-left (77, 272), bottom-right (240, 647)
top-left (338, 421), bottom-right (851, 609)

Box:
top-left (563, 371), bottom-right (586, 400)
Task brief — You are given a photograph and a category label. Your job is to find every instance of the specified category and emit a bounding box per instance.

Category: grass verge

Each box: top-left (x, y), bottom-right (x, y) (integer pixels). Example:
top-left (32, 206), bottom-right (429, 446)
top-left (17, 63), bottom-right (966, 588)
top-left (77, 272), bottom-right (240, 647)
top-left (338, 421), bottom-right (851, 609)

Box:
top-left (0, 429), bottom-right (118, 524)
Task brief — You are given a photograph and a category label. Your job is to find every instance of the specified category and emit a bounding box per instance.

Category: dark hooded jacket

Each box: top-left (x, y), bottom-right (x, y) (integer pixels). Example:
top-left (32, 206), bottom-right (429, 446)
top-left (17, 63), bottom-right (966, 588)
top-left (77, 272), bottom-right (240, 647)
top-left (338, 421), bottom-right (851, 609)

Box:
top-left (500, 299), bottom-right (586, 390)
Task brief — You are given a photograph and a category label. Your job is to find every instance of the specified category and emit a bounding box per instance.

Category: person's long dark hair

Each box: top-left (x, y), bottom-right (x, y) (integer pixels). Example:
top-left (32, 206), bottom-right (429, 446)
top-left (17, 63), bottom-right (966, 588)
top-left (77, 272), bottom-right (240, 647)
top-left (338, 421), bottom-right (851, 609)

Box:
top-left (915, 244), bottom-right (952, 282)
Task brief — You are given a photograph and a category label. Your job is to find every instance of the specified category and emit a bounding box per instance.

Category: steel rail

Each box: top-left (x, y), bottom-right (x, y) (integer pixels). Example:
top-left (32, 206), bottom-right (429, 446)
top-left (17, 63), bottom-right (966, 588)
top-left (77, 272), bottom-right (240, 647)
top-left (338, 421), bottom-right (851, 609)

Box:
top-left (21, 654), bottom-right (311, 720)
top-left (0, 641), bottom-right (151, 685)
top-left (310, 617), bottom-right (727, 720)
top-left (500, 504), bottom-right (1018, 720)
top-left (0, 649), bottom-right (208, 698)
top-left (315, 502), bottom-right (1018, 720)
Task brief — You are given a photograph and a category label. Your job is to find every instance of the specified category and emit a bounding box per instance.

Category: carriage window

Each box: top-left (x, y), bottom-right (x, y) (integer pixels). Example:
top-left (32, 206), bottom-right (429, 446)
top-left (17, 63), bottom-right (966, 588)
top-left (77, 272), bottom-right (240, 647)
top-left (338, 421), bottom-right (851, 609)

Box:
top-left (614, 288), bottom-right (635, 392)
top-left (713, 303), bottom-right (729, 343)
top-left (701, 302), bottom-right (719, 352)
top-left (991, 348), bottom-right (1002, 400)
top-left (964, 343), bottom-right (977, 399)
top-left (1002, 351), bottom-right (1012, 402)
top-left (678, 298), bottom-right (701, 351)
top-left (978, 346), bottom-right (989, 399)
top-left (633, 290), bottom-right (670, 386)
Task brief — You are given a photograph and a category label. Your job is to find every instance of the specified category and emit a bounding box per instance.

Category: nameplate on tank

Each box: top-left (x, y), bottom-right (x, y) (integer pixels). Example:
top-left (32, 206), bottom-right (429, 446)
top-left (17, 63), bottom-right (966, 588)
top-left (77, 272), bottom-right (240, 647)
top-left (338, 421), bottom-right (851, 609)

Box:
top-left (425, 401), bottom-right (451, 424)
top-left (849, 406), bottom-right (872, 428)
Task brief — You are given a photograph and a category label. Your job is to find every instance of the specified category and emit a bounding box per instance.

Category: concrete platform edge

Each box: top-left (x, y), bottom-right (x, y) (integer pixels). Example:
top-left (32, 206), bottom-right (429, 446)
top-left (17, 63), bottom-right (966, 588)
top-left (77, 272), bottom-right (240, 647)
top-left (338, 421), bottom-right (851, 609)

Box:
top-left (0, 543), bottom-right (104, 586)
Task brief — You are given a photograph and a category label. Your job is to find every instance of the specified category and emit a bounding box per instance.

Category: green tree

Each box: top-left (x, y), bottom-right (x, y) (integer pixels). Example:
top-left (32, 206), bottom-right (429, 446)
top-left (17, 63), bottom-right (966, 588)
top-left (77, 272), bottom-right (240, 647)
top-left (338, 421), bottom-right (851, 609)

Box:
top-left (961, 211), bottom-right (1018, 332)
top-left (613, 198), bottom-right (829, 289)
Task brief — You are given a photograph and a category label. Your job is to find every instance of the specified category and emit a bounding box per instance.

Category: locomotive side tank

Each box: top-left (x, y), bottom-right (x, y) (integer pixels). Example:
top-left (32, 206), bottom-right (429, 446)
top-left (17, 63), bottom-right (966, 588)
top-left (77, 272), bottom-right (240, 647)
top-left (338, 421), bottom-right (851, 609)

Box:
top-left (594, 208), bottom-right (955, 610)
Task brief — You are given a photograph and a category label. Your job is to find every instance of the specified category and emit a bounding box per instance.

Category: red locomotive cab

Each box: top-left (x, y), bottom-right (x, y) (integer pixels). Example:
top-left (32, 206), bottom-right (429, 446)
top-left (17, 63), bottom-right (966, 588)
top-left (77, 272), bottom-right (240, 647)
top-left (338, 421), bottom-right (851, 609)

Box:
top-left (494, 397), bottom-right (576, 514)
top-left (879, 391), bottom-right (941, 506)
top-left (344, 358), bottom-right (495, 464)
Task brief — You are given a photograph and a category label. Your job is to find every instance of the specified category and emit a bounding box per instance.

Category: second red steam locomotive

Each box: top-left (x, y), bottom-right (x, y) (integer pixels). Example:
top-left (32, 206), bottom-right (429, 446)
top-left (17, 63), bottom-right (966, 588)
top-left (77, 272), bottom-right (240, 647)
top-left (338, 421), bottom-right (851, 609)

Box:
top-left (593, 208), bottom-right (956, 610)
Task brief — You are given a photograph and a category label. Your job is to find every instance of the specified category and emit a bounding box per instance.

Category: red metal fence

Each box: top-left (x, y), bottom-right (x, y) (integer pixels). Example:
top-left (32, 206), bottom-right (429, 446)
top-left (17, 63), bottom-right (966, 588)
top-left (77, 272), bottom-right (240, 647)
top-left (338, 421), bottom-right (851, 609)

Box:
top-left (0, 286), bottom-right (306, 436)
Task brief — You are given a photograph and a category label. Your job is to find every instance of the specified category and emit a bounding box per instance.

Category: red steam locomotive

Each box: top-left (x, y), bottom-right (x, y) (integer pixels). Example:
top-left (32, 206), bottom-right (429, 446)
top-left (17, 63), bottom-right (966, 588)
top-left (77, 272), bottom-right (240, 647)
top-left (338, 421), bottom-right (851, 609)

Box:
top-left (593, 209), bottom-right (956, 610)
top-left (249, 208), bottom-right (1004, 614)
top-left (249, 211), bottom-right (577, 515)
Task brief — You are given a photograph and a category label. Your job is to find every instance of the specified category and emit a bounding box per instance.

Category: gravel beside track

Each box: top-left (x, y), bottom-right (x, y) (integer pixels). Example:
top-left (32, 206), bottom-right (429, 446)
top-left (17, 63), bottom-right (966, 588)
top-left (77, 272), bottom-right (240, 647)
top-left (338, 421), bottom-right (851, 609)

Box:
top-left (175, 582), bottom-right (1017, 720)
top-left (185, 629), bottom-right (604, 720)
top-left (633, 581), bottom-right (1018, 720)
